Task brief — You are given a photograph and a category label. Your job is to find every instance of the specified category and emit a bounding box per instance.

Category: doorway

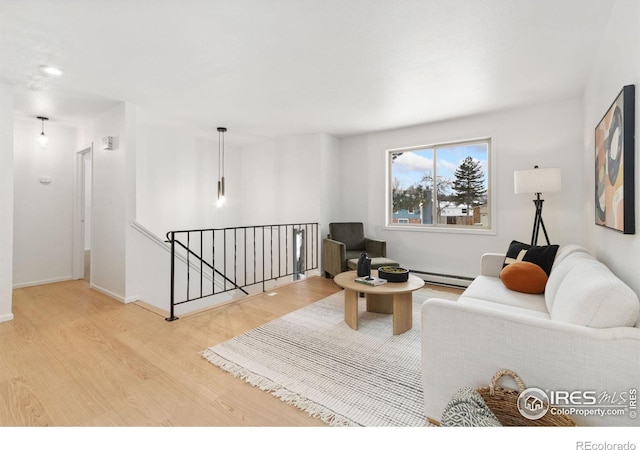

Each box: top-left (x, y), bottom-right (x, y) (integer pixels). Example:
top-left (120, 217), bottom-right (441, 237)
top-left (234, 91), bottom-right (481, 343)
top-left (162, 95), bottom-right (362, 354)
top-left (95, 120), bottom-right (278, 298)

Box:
top-left (73, 145), bottom-right (92, 282)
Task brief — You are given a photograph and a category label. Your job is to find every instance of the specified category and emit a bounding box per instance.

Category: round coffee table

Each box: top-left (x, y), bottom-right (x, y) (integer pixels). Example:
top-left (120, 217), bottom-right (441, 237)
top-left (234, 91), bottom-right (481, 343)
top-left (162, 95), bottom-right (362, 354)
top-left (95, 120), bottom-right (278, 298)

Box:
top-left (333, 270), bottom-right (425, 335)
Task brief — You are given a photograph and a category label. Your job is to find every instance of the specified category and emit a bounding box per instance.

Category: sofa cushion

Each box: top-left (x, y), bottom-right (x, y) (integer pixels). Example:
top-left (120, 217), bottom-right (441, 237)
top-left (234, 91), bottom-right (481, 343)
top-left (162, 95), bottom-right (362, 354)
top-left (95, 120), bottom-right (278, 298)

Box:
top-left (460, 275), bottom-right (548, 313)
top-left (550, 255), bottom-right (640, 328)
top-left (545, 252), bottom-right (594, 313)
top-left (458, 297), bottom-right (551, 320)
top-left (551, 244), bottom-right (589, 270)
top-left (345, 250), bottom-right (365, 262)
top-left (500, 261), bottom-right (548, 294)
top-left (503, 240), bottom-right (559, 276)
top-left (347, 257), bottom-right (399, 270)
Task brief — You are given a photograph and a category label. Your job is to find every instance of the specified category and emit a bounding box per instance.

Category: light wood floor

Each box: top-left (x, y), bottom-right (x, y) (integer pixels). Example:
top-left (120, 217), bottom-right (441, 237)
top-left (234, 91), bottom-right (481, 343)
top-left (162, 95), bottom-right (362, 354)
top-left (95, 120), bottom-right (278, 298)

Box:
top-left (0, 277), bottom-right (462, 426)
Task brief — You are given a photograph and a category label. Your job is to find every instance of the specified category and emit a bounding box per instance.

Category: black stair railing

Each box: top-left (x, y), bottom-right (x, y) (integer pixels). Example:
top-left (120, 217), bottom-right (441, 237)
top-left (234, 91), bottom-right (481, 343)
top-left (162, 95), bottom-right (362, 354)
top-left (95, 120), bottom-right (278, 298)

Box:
top-left (165, 222), bottom-right (319, 321)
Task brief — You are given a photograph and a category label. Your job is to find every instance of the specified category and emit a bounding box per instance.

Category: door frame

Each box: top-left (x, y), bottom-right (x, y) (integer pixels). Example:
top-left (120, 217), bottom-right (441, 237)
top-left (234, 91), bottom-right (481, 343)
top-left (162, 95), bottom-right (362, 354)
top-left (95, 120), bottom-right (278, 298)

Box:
top-left (72, 144), bottom-right (93, 281)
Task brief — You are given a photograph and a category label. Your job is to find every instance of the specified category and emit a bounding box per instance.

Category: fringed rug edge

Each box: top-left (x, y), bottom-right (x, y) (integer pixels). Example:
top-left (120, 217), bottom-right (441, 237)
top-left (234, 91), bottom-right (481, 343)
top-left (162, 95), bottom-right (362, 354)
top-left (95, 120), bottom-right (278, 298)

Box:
top-left (200, 348), bottom-right (360, 427)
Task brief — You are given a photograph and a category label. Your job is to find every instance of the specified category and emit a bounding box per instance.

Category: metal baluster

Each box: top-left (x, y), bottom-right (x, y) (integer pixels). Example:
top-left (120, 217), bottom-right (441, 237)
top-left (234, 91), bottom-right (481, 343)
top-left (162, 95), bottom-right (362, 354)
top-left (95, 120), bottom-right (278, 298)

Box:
top-left (186, 232), bottom-right (190, 301)
top-left (165, 223), bottom-right (319, 320)
top-left (166, 231), bottom-right (178, 321)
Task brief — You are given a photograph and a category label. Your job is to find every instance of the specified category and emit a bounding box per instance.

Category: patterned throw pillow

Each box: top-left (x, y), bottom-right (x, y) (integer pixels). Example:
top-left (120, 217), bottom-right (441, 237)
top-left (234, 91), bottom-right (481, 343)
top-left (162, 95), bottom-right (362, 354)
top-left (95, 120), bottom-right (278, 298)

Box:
top-left (502, 240), bottom-right (559, 276)
top-left (440, 387), bottom-right (502, 427)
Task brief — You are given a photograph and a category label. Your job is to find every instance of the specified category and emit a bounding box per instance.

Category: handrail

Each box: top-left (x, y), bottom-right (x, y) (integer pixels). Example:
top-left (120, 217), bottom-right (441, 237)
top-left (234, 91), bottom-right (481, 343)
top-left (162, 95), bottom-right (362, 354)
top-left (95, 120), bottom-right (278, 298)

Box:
top-left (171, 238), bottom-right (249, 295)
top-left (165, 222), bottom-right (319, 321)
top-left (165, 222), bottom-right (317, 235)
top-left (132, 221), bottom-right (216, 286)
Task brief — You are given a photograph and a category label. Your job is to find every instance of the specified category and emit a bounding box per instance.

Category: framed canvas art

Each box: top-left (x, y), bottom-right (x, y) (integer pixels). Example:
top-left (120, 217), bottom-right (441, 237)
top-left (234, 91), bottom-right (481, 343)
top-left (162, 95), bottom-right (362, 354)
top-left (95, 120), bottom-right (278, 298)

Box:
top-left (595, 84), bottom-right (635, 234)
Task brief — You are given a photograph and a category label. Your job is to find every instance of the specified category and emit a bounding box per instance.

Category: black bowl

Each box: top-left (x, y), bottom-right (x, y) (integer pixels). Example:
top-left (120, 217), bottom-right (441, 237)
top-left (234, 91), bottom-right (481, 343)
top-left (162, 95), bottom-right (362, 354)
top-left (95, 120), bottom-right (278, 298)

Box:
top-left (377, 266), bottom-right (409, 282)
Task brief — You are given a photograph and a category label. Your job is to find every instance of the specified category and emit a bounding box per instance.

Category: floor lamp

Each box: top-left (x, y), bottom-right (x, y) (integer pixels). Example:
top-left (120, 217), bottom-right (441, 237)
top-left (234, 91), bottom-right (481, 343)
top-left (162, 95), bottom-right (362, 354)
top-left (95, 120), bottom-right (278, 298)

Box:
top-left (514, 166), bottom-right (562, 246)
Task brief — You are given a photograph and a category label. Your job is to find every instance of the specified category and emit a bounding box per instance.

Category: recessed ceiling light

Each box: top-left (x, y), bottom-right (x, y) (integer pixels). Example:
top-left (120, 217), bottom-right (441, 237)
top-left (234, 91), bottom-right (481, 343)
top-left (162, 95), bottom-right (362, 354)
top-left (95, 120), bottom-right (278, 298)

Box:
top-left (40, 66), bottom-right (64, 76)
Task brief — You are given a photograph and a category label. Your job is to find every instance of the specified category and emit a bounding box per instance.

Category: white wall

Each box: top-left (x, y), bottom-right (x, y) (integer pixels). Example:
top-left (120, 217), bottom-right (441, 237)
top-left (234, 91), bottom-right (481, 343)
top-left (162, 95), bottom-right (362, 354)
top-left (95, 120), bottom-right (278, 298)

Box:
top-left (136, 115), bottom-right (241, 236)
top-left (87, 103), bottom-right (130, 301)
top-left (136, 124), bottom-right (217, 236)
top-left (339, 98), bottom-right (585, 279)
top-left (239, 133), bottom-right (341, 276)
top-left (240, 133), bottom-right (339, 228)
top-left (583, 0), bottom-right (640, 294)
top-left (12, 119), bottom-right (77, 287)
top-left (0, 83), bottom-right (14, 322)
top-left (319, 133), bottom-right (342, 238)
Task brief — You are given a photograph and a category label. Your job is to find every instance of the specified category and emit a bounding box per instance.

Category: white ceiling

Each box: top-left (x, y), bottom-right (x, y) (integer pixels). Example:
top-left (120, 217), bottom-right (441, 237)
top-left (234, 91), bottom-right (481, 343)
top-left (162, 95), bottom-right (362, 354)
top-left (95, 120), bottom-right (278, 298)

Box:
top-left (0, 0), bottom-right (617, 145)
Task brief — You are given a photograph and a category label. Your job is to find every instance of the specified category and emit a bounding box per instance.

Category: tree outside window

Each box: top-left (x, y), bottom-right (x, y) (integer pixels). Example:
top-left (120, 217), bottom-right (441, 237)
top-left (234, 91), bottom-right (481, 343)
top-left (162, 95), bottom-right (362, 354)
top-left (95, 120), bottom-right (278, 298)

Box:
top-left (388, 139), bottom-right (490, 229)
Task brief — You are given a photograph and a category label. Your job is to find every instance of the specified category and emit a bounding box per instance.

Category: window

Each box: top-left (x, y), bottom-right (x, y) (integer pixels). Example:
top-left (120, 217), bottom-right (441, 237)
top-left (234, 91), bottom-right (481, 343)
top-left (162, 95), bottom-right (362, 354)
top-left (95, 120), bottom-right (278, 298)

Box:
top-left (387, 138), bottom-right (491, 230)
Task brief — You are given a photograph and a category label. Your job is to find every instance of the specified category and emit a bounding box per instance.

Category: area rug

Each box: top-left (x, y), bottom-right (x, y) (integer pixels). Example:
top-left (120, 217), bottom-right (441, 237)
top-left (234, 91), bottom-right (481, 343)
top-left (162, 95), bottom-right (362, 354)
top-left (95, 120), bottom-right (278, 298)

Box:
top-left (200, 287), bottom-right (459, 426)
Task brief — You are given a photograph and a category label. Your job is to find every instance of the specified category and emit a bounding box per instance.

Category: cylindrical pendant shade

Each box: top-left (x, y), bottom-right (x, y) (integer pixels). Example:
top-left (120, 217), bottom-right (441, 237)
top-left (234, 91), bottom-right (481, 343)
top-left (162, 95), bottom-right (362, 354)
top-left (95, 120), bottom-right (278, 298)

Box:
top-left (514, 167), bottom-right (561, 194)
top-left (216, 127), bottom-right (227, 207)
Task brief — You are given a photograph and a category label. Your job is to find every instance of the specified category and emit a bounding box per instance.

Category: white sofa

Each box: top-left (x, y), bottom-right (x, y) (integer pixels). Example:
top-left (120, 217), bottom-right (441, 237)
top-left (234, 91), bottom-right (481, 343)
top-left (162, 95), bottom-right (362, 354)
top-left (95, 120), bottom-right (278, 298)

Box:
top-left (421, 245), bottom-right (640, 426)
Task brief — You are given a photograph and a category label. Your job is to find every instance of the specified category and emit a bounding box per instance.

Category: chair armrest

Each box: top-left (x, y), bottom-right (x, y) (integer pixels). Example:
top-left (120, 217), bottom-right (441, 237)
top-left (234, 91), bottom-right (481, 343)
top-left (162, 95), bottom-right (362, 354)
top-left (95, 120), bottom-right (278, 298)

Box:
top-left (481, 253), bottom-right (505, 277)
top-left (365, 238), bottom-right (386, 258)
top-left (421, 298), bottom-right (640, 426)
top-left (323, 238), bottom-right (346, 276)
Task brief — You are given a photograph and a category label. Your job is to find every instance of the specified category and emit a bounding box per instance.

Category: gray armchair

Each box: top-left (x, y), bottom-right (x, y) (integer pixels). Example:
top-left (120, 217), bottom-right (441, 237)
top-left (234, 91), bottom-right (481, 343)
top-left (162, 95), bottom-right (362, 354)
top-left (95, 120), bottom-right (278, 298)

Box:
top-left (323, 222), bottom-right (387, 278)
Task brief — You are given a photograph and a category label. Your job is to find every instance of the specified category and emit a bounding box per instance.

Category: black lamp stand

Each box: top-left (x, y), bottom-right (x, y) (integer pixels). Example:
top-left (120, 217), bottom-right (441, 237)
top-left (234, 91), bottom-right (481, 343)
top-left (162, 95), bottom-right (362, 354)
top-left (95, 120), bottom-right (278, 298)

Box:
top-left (531, 193), bottom-right (551, 246)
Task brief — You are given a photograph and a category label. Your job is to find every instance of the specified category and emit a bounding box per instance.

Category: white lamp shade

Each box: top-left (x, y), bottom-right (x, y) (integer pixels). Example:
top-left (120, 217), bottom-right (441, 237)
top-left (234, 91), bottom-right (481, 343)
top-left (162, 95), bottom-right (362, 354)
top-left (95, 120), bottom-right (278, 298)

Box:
top-left (514, 167), bottom-right (561, 194)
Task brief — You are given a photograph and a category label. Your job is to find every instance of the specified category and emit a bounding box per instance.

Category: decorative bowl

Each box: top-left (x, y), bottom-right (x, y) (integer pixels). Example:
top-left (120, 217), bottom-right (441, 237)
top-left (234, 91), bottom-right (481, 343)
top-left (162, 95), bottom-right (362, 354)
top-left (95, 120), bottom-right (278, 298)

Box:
top-left (377, 266), bottom-right (409, 282)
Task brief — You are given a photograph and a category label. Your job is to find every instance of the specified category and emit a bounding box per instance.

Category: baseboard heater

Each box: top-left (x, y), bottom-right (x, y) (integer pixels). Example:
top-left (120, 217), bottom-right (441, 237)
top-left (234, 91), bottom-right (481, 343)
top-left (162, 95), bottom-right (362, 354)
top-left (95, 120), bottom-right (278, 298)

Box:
top-left (409, 269), bottom-right (474, 288)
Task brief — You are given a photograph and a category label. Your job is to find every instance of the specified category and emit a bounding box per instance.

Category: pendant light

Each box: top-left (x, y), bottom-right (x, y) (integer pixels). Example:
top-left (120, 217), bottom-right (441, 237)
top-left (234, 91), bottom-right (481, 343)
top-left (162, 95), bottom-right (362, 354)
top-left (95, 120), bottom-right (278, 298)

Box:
top-left (37, 116), bottom-right (49, 146)
top-left (216, 127), bottom-right (227, 207)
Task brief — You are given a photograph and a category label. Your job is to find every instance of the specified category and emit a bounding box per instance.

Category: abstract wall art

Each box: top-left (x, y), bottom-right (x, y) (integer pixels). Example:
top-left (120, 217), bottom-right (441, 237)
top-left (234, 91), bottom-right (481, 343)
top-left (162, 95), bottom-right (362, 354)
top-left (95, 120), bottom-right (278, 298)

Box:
top-left (595, 84), bottom-right (635, 234)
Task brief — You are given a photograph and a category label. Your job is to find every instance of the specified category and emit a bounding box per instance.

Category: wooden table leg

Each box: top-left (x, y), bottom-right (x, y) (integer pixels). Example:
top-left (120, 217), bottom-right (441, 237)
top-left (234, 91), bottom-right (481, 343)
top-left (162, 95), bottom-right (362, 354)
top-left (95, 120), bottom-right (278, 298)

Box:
top-left (392, 292), bottom-right (413, 335)
top-left (366, 293), bottom-right (393, 314)
top-left (344, 288), bottom-right (359, 330)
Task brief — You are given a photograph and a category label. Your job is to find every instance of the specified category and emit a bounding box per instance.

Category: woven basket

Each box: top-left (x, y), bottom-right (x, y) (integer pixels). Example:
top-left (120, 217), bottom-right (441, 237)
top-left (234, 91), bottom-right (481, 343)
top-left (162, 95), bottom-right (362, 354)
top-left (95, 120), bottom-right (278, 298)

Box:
top-left (476, 369), bottom-right (576, 427)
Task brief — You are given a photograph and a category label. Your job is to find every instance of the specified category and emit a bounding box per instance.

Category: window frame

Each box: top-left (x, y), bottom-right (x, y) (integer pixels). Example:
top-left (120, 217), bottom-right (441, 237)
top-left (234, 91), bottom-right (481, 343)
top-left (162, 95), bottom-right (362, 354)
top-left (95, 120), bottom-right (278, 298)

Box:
top-left (384, 137), bottom-right (495, 235)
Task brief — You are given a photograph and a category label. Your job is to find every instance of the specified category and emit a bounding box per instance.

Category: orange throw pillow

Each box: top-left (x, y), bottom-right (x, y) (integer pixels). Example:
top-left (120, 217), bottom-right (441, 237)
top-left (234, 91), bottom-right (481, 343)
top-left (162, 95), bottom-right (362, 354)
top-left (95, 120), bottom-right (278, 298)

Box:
top-left (500, 261), bottom-right (548, 294)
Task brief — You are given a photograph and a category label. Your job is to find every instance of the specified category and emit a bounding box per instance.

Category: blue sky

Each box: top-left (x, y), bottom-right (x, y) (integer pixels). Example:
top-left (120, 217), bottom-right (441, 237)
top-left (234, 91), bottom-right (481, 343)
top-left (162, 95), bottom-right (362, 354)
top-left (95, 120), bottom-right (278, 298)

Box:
top-left (391, 143), bottom-right (488, 190)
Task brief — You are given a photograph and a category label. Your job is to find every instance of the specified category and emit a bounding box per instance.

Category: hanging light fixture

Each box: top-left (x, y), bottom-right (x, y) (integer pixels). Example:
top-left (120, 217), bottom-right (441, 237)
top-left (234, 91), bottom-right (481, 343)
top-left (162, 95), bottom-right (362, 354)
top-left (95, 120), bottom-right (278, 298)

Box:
top-left (37, 116), bottom-right (49, 146)
top-left (216, 127), bottom-right (227, 207)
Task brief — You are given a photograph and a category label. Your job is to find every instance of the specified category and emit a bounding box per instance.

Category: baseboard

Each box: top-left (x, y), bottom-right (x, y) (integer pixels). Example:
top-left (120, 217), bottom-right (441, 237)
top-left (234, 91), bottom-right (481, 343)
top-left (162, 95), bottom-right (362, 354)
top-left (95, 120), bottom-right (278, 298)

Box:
top-left (13, 276), bottom-right (73, 289)
top-left (409, 270), bottom-right (473, 288)
top-left (0, 313), bottom-right (14, 323)
top-left (90, 283), bottom-right (125, 303)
